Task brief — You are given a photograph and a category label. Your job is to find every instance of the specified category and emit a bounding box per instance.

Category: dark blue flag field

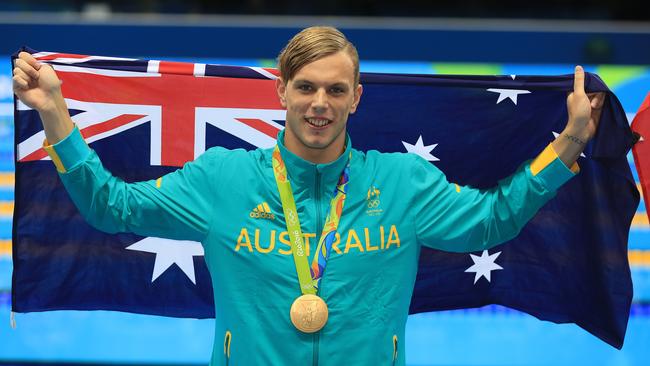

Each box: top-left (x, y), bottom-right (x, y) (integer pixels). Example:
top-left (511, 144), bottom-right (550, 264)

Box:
top-left (12, 51), bottom-right (638, 349)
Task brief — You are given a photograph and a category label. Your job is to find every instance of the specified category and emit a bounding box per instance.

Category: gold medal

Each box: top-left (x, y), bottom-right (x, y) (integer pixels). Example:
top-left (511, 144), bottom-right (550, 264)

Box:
top-left (290, 294), bottom-right (329, 333)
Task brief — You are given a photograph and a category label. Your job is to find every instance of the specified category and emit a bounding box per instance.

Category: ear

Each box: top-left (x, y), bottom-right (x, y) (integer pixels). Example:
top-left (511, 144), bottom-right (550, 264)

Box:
top-left (275, 77), bottom-right (287, 108)
top-left (350, 84), bottom-right (363, 114)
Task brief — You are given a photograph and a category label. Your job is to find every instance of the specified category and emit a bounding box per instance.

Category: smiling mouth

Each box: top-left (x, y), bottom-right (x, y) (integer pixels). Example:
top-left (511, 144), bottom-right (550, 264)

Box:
top-left (305, 117), bottom-right (332, 128)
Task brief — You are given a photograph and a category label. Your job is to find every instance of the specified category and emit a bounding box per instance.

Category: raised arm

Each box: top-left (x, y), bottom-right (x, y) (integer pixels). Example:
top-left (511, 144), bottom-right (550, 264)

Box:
top-left (551, 65), bottom-right (605, 167)
top-left (415, 66), bottom-right (604, 252)
top-left (13, 51), bottom-right (216, 242)
top-left (13, 51), bottom-right (74, 144)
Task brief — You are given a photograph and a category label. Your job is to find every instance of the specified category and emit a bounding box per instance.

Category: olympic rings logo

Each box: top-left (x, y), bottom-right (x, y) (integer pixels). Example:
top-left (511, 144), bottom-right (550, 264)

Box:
top-left (367, 199), bottom-right (380, 208)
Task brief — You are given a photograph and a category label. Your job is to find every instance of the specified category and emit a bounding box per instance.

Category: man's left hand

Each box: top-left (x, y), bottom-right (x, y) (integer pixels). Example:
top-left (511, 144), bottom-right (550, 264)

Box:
top-left (565, 65), bottom-right (606, 143)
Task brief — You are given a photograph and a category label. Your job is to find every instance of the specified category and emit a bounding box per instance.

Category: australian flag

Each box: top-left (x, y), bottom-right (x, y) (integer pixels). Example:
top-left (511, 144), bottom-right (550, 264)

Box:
top-left (11, 50), bottom-right (638, 349)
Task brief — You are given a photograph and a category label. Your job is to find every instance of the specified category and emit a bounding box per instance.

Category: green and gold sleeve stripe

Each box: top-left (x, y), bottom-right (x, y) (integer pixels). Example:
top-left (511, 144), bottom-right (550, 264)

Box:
top-left (42, 127), bottom-right (92, 174)
top-left (43, 141), bottom-right (67, 173)
top-left (528, 144), bottom-right (578, 192)
top-left (531, 144), bottom-right (579, 176)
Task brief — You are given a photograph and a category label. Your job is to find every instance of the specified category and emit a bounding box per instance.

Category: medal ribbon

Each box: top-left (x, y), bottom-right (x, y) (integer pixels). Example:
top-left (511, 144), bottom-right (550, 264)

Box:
top-left (272, 146), bottom-right (350, 295)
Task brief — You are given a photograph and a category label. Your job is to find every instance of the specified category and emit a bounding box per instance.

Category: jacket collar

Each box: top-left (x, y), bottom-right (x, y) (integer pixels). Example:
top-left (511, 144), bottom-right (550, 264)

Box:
top-left (275, 129), bottom-right (352, 189)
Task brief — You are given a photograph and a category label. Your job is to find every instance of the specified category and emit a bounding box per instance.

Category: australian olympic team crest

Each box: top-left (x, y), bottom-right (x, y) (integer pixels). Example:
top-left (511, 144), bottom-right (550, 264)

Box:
top-left (366, 185), bottom-right (383, 216)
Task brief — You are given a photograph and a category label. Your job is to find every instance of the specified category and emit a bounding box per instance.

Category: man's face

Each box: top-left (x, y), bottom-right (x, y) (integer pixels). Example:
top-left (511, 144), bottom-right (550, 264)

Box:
top-left (276, 51), bottom-right (362, 162)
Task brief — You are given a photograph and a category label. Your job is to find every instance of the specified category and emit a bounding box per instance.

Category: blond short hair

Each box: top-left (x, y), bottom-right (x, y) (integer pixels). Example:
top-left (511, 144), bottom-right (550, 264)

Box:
top-left (277, 26), bottom-right (360, 86)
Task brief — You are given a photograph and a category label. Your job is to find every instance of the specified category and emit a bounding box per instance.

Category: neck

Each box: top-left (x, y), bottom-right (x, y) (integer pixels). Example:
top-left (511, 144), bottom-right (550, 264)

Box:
top-left (283, 131), bottom-right (346, 164)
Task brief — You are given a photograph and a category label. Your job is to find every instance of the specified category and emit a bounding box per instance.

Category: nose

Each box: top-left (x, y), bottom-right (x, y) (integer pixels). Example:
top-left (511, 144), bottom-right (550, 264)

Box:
top-left (311, 88), bottom-right (328, 113)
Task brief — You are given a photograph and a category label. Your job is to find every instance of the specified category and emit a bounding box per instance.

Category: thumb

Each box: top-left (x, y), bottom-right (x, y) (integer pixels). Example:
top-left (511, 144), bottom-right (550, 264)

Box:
top-left (38, 63), bottom-right (63, 89)
top-left (573, 65), bottom-right (586, 95)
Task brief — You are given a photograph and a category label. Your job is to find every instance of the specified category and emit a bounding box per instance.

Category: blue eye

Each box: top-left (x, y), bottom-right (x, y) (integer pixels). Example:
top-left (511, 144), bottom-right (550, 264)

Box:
top-left (298, 84), bottom-right (312, 92)
top-left (330, 87), bottom-right (347, 95)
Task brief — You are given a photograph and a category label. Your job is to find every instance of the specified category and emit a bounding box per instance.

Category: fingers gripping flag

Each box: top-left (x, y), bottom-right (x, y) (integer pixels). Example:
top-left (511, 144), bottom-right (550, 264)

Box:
top-left (12, 50), bottom-right (637, 349)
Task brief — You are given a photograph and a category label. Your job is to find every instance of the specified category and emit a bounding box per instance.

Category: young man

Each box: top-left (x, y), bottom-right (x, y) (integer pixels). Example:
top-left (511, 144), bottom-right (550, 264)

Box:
top-left (13, 27), bottom-right (602, 365)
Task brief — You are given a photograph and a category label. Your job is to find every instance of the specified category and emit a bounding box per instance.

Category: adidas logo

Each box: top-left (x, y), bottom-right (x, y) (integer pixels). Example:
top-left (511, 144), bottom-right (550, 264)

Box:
top-left (250, 202), bottom-right (276, 220)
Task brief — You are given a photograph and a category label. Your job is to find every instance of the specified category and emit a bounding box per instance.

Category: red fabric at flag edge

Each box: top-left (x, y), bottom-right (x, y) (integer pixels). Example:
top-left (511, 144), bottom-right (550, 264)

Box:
top-left (631, 92), bottom-right (650, 220)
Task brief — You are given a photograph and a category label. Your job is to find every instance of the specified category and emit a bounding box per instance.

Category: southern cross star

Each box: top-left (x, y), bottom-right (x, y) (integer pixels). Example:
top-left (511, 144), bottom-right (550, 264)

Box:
top-left (465, 250), bottom-right (504, 284)
top-left (402, 135), bottom-right (439, 161)
top-left (486, 88), bottom-right (531, 105)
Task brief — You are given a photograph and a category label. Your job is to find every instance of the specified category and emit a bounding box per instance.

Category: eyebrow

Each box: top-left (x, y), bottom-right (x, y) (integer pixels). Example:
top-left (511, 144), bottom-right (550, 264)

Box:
top-left (293, 79), bottom-right (350, 89)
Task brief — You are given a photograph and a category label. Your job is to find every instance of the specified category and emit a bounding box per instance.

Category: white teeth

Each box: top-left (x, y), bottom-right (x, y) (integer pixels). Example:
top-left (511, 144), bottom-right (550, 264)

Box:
top-left (307, 118), bottom-right (329, 127)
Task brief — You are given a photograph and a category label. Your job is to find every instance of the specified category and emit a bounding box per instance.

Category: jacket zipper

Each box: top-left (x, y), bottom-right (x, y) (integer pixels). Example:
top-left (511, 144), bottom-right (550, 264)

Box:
top-left (224, 330), bottom-right (232, 366)
top-left (313, 332), bottom-right (320, 366)
top-left (315, 170), bottom-right (323, 247)
top-left (392, 335), bottom-right (398, 366)
top-left (313, 170), bottom-right (322, 366)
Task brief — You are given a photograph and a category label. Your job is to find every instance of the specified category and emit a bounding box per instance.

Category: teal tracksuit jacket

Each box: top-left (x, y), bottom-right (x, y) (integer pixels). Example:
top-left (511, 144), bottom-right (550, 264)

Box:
top-left (46, 127), bottom-right (576, 365)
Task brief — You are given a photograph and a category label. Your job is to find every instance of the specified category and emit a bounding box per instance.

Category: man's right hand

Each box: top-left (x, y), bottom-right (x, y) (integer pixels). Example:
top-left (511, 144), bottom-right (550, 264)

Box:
top-left (12, 51), bottom-right (74, 144)
top-left (12, 51), bottom-right (63, 113)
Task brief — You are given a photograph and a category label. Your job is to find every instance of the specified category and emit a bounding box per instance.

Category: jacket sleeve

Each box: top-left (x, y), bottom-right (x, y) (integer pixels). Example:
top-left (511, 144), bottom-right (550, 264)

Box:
top-left (44, 127), bottom-right (218, 242)
top-left (412, 144), bottom-right (578, 252)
